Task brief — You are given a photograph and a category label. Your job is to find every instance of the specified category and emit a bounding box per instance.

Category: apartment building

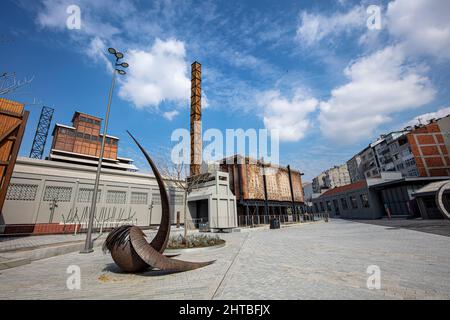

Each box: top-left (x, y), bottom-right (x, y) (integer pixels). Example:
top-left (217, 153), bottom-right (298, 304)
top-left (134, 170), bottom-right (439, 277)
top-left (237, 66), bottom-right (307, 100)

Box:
top-left (347, 115), bottom-right (450, 181)
top-left (347, 145), bottom-right (380, 183)
top-left (407, 117), bottom-right (450, 177)
top-left (312, 164), bottom-right (351, 193)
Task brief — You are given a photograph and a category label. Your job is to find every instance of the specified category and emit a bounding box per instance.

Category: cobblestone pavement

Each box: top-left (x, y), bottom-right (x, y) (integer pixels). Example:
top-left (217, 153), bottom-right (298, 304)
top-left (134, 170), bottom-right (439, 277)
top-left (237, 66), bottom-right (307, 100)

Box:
top-left (1, 220), bottom-right (449, 300)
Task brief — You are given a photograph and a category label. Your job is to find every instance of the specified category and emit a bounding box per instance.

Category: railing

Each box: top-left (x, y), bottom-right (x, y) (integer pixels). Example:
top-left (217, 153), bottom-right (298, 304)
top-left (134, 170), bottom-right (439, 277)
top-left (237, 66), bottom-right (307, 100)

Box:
top-left (238, 213), bottom-right (329, 228)
top-left (61, 206), bottom-right (137, 236)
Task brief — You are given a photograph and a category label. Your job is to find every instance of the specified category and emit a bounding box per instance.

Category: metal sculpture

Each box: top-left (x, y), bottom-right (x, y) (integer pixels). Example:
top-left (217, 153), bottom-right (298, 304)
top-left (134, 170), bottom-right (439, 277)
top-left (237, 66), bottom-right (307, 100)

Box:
top-left (103, 131), bottom-right (214, 273)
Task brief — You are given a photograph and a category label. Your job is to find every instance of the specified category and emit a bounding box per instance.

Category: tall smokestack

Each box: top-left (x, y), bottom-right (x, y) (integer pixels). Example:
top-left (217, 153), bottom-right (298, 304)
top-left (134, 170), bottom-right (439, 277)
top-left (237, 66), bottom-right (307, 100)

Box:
top-left (190, 61), bottom-right (202, 176)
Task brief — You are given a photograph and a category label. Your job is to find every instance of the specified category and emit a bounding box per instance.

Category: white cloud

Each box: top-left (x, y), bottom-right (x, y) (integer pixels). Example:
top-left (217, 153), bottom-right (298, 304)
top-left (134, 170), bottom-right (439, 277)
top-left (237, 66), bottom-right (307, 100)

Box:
top-left (257, 90), bottom-right (318, 142)
top-left (405, 107), bottom-right (450, 127)
top-left (387, 0), bottom-right (450, 60)
top-left (318, 45), bottom-right (436, 143)
top-left (86, 37), bottom-right (112, 71)
top-left (296, 6), bottom-right (365, 46)
top-left (162, 110), bottom-right (179, 121)
top-left (118, 38), bottom-right (191, 109)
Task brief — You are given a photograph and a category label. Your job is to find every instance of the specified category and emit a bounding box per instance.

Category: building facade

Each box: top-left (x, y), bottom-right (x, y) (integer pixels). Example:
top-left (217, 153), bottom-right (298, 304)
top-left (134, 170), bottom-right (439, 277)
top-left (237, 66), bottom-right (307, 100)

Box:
top-left (324, 164), bottom-right (351, 189)
top-left (347, 154), bottom-right (364, 183)
top-left (346, 115), bottom-right (450, 182)
top-left (407, 119), bottom-right (450, 177)
top-left (312, 164), bottom-right (351, 193)
top-left (49, 112), bottom-right (137, 171)
top-left (312, 174), bottom-right (448, 220)
top-left (346, 146), bottom-right (380, 182)
top-left (413, 180), bottom-right (450, 219)
top-left (312, 172), bottom-right (327, 193)
top-left (220, 155), bottom-right (304, 220)
top-left (312, 180), bottom-right (383, 220)
top-left (0, 157), bottom-right (185, 235)
top-left (371, 131), bottom-right (419, 177)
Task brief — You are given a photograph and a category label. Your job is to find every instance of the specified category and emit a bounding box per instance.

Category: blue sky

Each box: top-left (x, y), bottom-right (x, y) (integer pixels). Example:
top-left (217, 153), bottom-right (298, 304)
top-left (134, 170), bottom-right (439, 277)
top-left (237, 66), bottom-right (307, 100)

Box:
top-left (1, 0), bottom-right (450, 181)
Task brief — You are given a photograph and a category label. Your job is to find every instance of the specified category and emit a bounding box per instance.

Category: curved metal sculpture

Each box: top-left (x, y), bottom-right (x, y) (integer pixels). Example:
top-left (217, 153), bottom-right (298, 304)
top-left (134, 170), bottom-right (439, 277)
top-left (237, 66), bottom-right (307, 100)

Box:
top-left (102, 131), bottom-right (214, 273)
top-left (436, 181), bottom-right (450, 220)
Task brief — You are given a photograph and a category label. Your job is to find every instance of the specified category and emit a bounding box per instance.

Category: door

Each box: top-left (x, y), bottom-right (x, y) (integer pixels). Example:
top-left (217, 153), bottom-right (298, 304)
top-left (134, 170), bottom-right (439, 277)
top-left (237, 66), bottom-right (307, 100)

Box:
top-left (333, 199), bottom-right (340, 216)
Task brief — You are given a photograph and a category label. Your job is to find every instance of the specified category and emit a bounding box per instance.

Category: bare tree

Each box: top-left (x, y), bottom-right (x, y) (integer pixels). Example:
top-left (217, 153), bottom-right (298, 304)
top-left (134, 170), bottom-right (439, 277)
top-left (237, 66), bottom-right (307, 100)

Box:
top-left (160, 161), bottom-right (210, 243)
top-left (0, 72), bottom-right (34, 95)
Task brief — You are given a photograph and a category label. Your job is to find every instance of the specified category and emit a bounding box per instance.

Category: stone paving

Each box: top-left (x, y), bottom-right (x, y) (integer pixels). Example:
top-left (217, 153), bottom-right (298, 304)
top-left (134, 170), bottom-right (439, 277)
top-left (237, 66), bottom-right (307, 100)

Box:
top-left (0, 219), bottom-right (449, 300)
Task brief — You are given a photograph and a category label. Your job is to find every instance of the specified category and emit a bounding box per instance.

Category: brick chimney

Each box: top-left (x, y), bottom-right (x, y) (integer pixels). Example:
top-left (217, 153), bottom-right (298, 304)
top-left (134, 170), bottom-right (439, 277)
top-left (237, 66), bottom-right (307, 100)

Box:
top-left (190, 61), bottom-right (202, 176)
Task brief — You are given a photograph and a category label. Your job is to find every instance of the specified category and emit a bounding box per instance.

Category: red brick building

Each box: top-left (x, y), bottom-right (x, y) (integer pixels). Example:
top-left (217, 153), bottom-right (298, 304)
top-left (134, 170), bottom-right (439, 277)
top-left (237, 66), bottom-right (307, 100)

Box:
top-left (407, 119), bottom-right (450, 177)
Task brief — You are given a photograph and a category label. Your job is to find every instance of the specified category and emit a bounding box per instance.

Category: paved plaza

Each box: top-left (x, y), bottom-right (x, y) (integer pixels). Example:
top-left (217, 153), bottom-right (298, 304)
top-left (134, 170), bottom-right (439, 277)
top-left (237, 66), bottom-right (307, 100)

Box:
top-left (1, 219), bottom-right (450, 300)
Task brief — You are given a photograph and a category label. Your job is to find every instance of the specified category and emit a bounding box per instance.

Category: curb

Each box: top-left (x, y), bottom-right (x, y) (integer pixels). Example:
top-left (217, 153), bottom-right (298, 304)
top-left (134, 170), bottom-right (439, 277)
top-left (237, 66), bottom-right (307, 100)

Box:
top-left (240, 220), bottom-right (327, 232)
top-left (0, 237), bottom-right (104, 271)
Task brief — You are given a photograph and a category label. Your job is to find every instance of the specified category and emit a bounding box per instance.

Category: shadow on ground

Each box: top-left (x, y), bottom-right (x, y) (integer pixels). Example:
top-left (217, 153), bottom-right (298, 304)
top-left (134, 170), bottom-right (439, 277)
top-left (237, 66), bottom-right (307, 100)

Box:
top-left (353, 219), bottom-right (450, 237)
top-left (102, 263), bottom-right (179, 277)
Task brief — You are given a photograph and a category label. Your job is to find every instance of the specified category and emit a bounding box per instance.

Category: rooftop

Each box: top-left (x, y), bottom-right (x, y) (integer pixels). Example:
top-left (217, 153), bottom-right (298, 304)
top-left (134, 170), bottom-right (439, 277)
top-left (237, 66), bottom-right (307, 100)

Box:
top-left (320, 180), bottom-right (367, 198)
top-left (413, 180), bottom-right (450, 197)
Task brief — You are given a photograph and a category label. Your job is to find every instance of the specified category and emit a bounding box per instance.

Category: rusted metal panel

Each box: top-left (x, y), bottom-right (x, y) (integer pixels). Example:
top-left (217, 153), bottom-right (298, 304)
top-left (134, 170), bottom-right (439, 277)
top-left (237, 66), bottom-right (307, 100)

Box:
top-left (0, 98), bottom-right (28, 214)
top-left (222, 156), bottom-right (304, 204)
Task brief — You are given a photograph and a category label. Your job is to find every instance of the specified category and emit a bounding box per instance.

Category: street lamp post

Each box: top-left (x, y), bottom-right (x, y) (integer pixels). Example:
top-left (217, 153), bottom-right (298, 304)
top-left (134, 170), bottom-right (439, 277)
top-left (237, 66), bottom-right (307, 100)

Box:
top-left (80, 48), bottom-right (128, 253)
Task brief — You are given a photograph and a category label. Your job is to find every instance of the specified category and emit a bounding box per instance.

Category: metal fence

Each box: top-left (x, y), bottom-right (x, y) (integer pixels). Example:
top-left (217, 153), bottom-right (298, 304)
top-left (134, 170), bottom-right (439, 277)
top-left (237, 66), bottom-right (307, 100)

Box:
top-left (238, 213), bottom-right (329, 228)
top-left (0, 206), bottom-right (138, 237)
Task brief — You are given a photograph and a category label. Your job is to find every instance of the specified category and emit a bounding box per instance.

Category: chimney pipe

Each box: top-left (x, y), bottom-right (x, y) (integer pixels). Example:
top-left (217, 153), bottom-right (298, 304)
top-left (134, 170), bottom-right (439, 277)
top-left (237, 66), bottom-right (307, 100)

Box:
top-left (190, 61), bottom-right (202, 176)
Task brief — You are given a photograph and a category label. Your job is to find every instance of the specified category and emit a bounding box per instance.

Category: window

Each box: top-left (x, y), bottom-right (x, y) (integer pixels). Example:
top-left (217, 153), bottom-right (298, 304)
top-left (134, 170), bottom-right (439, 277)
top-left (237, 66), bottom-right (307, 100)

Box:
top-left (106, 191), bottom-right (127, 204)
top-left (171, 194), bottom-right (184, 205)
top-left (360, 194), bottom-right (370, 208)
top-left (350, 196), bottom-right (358, 209)
top-left (320, 202), bottom-right (325, 212)
top-left (43, 186), bottom-right (72, 202)
top-left (152, 193), bottom-right (161, 205)
top-left (77, 188), bottom-right (101, 203)
top-left (341, 198), bottom-right (348, 210)
top-left (6, 184), bottom-right (39, 201)
top-left (314, 203), bottom-right (318, 212)
top-left (131, 192), bottom-right (148, 205)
